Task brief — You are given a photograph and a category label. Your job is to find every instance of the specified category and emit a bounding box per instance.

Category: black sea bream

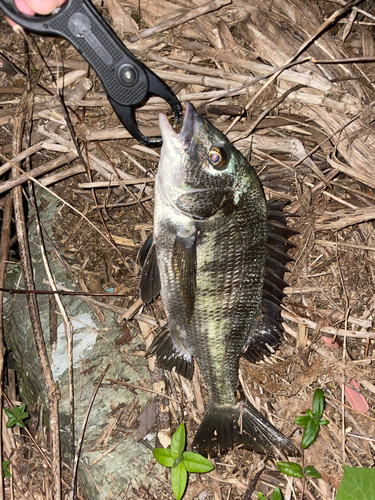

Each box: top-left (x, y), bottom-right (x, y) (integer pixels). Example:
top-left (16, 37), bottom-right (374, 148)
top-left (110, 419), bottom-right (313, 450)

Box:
top-left (139, 103), bottom-right (298, 457)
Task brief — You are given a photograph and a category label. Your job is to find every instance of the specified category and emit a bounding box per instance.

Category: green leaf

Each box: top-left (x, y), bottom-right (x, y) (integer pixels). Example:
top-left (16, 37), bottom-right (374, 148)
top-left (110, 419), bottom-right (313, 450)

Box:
top-left (312, 389), bottom-right (325, 417)
top-left (171, 423), bottom-right (185, 459)
top-left (305, 466), bottom-right (321, 479)
top-left (301, 417), bottom-right (320, 449)
top-left (276, 462), bottom-right (304, 478)
top-left (336, 465), bottom-right (375, 500)
top-left (294, 415), bottom-right (311, 428)
top-left (3, 409), bottom-right (12, 419)
top-left (5, 417), bottom-right (17, 429)
top-left (182, 451), bottom-right (214, 473)
top-left (4, 405), bottom-right (28, 429)
top-left (2, 460), bottom-right (11, 479)
top-left (271, 487), bottom-right (283, 500)
top-left (257, 494), bottom-right (268, 500)
top-left (319, 418), bottom-right (329, 426)
top-left (153, 448), bottom-right (174, 468)
top-left (305, 409), bottom-right (313, 418)
top-left (170, 460), bottom-right (187, 500)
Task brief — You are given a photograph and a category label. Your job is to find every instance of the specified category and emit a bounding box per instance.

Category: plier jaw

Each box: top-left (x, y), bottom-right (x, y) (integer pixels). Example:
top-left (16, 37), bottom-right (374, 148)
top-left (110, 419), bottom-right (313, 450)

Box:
top-left (0, 0), bottom-right (183, 147)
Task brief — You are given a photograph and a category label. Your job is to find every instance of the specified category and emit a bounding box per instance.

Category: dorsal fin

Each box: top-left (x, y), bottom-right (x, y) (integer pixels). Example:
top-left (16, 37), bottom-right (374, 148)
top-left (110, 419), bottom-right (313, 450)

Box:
top-left (138, 234), bottom-right (161, 304)
top-left (242, 200), bottom-right (297, 363)
top-left (268, 232), bottom-right (295, 251)
top-left (172, 231), bottom-right (197, 323)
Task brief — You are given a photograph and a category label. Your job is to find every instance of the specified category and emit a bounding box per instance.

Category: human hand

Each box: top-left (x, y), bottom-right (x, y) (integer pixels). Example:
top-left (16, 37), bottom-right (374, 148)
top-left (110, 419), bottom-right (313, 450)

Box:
top-left (8, 0), bottom-right (66, 26)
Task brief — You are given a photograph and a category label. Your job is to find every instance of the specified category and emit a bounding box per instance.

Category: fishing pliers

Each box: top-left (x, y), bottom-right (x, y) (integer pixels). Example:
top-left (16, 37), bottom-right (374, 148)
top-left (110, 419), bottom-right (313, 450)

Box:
top-left (0, 0), bottom-right (183, 147)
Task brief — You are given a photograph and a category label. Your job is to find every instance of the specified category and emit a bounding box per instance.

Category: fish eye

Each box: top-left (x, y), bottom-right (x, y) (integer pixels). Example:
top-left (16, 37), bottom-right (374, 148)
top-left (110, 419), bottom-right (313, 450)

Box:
top-left (208, 145), bottom-right (227, 170)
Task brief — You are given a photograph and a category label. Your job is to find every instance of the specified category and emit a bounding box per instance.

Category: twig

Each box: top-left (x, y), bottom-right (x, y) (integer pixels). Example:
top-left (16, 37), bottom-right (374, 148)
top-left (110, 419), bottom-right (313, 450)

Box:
top-left (69, 364), bottom-right (111, 500)
top-left (0, 287), bottom-right (133, 297)
top-left (282, 311), bottom-right (375, 339)
top-left (0, 151), bottom-right (78, 195)
top-left (0, 141), bottom-right (49, 177)
top-left (128, 0), bottom-right (231, 42)
top-left (313, 55), bottom-right (375, 64)
top-left (241, 467), bottom-right (265, 500)
top-left (0, 193), bottom-right (13, 500)
top-left (314, 239), bottom-right (375, 251)
top-left (11, 90), bottom-right (62, 499)
top-left (78, 177), bottom-right (155, 189)
top-left (28, 192), bottom-right (76, 467)
top-left (232, 84), bottom-right (306, 140)
top-left (325, 396), bottom-right (375, 422)
top-left (90, 436), bottom-right (127, 467)
top-left (105, 378), bottom-right (203, 414)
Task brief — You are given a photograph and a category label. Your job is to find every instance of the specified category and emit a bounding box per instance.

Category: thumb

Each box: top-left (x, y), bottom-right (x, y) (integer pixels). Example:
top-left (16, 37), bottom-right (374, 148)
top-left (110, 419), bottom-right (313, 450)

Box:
top-left (23, 0), bottom-right (64, 15)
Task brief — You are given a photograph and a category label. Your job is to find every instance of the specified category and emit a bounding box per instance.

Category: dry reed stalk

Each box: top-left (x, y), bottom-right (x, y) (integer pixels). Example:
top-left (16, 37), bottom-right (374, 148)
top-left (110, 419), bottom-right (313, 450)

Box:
top-left (128, 0), bottom-right (231, 42)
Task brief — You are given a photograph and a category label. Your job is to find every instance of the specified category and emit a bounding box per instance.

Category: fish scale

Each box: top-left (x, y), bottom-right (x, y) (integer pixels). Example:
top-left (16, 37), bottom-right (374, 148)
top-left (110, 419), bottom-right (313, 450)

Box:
top-left (192, 221), bottom-right (242, 402)
top-left (139, 103), bottom-right (299, 458)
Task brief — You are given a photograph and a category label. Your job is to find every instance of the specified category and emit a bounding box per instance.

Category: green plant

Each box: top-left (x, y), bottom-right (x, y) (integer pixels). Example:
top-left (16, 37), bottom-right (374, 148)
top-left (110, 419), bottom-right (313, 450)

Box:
top-left (2, 460), bottom-right (11, 479)
top-left (257, 486), bottom-right (282, 499)
top-left (258, 389), bottom-right (328, 499)
top-left (294, 388), bottom-right (329, 449)
top-left (276, 462), bottom-right (321, 480)
top-left (4, 404), bottom-right (29, 429)
top-left (153, 422), bottom-right (214, 500)
top-left (276, 388), bottom-right (328, 481)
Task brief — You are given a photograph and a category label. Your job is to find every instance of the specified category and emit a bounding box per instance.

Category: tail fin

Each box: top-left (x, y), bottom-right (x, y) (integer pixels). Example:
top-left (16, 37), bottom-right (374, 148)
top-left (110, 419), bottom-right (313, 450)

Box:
top-left (192, 401), bottom-right (299, 458)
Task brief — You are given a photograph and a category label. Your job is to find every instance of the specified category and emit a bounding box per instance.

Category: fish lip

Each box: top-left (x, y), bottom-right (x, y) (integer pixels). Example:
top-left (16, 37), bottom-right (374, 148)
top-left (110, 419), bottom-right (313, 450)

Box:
top-left (159, 102), bottom-right (195, 150)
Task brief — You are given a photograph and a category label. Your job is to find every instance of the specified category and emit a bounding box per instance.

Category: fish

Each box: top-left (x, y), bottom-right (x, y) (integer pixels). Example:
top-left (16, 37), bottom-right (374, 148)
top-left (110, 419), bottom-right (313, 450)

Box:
top-left (139, 102), bottom-right (299, 458)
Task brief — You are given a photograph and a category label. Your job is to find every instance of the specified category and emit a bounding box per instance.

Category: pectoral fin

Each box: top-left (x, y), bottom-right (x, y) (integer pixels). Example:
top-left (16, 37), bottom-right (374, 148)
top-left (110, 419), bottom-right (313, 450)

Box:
top-left (172, 231), bottom-right (197, 322)
top-left (138, 234), bottom-right (161, 304)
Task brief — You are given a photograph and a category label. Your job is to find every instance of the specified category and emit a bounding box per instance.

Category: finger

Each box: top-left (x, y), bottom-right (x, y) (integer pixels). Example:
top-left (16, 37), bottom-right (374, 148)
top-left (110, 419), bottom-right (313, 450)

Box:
top-left (7, 0), bottom-right (34, 27)
top-left (8, 0), bottom-right (66, 27)
top-left (24, 0), bottom-right (60, 15)
top-left (14, 0), bottom-right (34, 15)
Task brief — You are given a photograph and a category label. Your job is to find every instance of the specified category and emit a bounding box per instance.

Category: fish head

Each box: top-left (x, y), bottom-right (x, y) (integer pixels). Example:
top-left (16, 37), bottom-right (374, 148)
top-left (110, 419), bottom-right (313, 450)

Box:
top-left (158, 102), bottom-right (252, 219)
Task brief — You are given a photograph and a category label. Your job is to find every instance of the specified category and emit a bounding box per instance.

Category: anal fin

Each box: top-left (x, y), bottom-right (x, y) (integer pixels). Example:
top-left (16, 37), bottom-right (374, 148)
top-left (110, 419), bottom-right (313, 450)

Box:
top-left (146, 326), bottom-right (194, 380)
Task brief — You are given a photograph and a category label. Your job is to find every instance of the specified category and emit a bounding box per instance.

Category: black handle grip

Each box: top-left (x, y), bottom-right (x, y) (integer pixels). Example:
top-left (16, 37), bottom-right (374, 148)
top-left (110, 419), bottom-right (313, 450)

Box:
top-left (1, 0), bottom-right (149, 107)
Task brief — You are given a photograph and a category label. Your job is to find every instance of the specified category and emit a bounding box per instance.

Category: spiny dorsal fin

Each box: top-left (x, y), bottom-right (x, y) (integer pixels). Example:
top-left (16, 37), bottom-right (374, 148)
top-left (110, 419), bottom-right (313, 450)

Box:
top-left (146, 326), bottom-right (194, 380)
top-left (172, 231), bottom-right (197, 323)
top-left (138, 234), bottom-right (161, 304)
top-left (243, 200), bottom-right (297, 363)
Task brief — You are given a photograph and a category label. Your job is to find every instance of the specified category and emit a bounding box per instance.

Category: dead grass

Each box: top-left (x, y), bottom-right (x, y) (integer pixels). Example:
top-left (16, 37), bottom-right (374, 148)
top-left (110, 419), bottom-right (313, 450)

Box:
top-left (0, 0), bottom-right (375, 498)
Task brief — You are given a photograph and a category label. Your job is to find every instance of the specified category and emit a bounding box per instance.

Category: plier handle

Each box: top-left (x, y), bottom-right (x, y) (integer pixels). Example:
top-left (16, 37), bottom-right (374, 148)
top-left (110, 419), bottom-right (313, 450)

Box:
top-left (0, 0), bottom-right (183, 147)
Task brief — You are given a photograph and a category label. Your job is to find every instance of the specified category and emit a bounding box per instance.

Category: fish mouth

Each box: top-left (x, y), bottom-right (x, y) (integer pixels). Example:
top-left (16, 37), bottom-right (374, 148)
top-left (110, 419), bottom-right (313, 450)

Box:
top-left (159, 102), bottom-right (196, 150)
